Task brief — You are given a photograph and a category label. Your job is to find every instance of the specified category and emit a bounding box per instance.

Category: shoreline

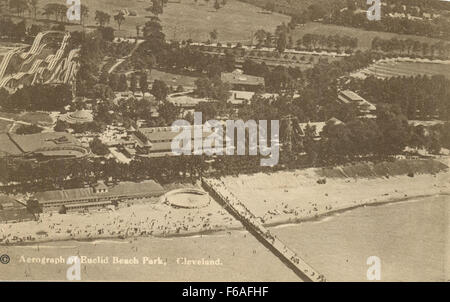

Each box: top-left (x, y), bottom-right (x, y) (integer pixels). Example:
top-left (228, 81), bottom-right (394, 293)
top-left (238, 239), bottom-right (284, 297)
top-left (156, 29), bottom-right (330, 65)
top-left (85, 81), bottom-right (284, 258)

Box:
top-left (2, 191), bottom-right (448, 247)
top-left (263, 192), bottom-right (450, 229)
top-left (2, 159), bottom-right (448, 246)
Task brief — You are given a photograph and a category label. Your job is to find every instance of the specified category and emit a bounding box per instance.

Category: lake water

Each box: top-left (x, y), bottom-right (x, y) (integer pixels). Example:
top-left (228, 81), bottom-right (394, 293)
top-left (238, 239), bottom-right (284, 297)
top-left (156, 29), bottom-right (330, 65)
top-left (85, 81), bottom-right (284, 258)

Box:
top-left (272, 195), bottom-right (449, 281)
top-left (0, 195), bottom-right (448, 281)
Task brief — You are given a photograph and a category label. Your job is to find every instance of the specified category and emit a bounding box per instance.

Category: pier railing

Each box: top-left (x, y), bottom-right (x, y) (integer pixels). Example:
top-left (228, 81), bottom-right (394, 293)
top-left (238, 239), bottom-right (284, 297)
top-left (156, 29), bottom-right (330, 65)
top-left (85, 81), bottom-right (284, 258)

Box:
top-left (202, 178), bottom-right (326, 282)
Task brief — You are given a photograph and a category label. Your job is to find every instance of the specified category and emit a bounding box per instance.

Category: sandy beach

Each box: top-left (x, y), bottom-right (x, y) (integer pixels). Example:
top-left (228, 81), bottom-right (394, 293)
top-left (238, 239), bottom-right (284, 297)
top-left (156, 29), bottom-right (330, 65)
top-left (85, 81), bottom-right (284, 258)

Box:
top-left (0, 195), bottom-right (241, 245)
top-left (220, 167), bottom-right (449, 227)
top-left (1, 160), bottom-right (449, 245)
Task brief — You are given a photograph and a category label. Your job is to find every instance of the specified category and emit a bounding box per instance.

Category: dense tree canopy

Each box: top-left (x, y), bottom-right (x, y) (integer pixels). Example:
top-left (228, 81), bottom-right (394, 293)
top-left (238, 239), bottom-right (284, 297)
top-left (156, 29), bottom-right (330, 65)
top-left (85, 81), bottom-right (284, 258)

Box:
top-left (0, 84), bottom-right (72, 111)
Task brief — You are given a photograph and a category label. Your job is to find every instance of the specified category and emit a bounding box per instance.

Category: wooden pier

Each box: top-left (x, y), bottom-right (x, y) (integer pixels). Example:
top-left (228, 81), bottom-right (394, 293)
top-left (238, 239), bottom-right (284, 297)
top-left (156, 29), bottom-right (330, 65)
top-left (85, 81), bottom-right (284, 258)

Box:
top-left (202, 178), bottom-right (326, 282)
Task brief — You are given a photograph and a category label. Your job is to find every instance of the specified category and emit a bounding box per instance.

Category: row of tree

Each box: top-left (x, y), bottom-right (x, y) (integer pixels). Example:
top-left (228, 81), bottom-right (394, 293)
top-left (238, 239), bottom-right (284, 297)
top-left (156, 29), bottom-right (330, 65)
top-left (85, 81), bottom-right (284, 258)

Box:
top-left (371, 37), bottom-right (450, 58)
top-left (253, 23), bottom-right (359, 55)
top-left (298, 33), bottom-right (358, 52)
top-left (324, 4), bottom-right (450, 40)
top-left (5, 0), bottom-right (129, 30)
top-left (42, 2), bottom-right (86, 23)
top-left (7, 0), bottom-right (89, 25)
top-left (280, 0), bottom-right (450, 41)
top-left (0, 153), bottom-right (271, 192)
top-left (7, 0), bottom-right (39, 19)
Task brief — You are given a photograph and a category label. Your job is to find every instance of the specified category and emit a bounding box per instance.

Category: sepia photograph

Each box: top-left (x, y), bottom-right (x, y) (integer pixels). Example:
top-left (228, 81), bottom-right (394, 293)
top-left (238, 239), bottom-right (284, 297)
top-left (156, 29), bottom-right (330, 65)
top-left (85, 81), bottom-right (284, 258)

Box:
top-left (0, 0), bottom-right (448, 285)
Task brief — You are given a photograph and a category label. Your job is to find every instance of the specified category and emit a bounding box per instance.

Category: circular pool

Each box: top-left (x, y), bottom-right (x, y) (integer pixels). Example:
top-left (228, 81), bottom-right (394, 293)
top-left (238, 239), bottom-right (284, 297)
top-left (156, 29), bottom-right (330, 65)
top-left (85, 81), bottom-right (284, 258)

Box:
top-left (161, 188), bottom-right (211, 209)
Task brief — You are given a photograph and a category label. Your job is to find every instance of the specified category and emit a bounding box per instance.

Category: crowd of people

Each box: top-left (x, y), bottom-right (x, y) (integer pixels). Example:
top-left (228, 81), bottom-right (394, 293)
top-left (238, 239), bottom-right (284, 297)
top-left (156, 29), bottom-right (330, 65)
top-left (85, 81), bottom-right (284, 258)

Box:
top-left (0, 197), bottom-right (238, 245)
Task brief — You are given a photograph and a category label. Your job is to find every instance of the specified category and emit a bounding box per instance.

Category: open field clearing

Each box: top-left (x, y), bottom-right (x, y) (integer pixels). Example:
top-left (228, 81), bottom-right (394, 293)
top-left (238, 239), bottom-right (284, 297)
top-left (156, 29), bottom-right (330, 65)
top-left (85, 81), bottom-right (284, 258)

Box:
top-left (0, 111), bottom-right (53, 125)
top-left (37, 0), bottom-right (289, 42)
top-left (149, 69), bottom-right (198, 88)
top-left (19, 111), bottom-right (54, 125)
top-left (292, 22), bottom-right (447, 51)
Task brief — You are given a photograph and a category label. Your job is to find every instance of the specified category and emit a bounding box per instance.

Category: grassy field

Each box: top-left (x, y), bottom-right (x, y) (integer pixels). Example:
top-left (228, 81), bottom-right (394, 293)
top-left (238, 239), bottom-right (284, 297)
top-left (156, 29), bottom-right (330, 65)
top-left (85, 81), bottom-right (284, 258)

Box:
top-left (37, 0), bottom-right (290, 42)
top-left (19, 112), bottom-right (53, 124)
top-left (292, 22), bottom-right (446, 51)
top-left (149, 69), bottom-right (198, 88)
top-left (0, 111), bottom-right (53, 125)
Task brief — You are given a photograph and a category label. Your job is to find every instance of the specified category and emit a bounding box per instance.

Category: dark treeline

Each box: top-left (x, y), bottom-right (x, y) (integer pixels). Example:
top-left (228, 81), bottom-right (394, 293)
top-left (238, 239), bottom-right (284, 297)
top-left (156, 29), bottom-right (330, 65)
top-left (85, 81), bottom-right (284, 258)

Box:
top-left (0, 84), bottom-right (72, 111)
top-left (234, 97), bottom-right (433, 165)
top-left (283, 0), bottom-right (450, 40)
top-left (76, 30), bottom-right (111, 98)
top-left (127, 16), bottom-right (236, 78)
top-left (130, 41), bottom-right (236, 78)
top-left (0, 18), bottom-right (27, 41)
top-left (243, 51), bottom-right (380, 111)
top-left (380, 0), bottom-right (450, 11)
top-left (345, 75), bottom-right (450, 120)
top-left (307, 108), bottom-right (447, 165)
top-left (324, 8), bottom-right (450, 40)
top-left (0, 155), bottom-right (279, 193)
top-left (372, 37), bottom-right (450, 59)
top-left (0, 17), bottom-right (67, 43)
top-left (75, 30), bottom-right (139, 98)
top-left (297, 33), bottom-right (358, 53)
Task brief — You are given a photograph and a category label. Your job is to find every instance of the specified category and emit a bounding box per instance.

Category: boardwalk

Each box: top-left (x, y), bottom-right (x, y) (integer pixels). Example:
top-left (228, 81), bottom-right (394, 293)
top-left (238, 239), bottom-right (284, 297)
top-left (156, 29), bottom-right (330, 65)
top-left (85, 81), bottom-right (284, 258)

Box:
top-left (202, 178), bottom-right (326, 282)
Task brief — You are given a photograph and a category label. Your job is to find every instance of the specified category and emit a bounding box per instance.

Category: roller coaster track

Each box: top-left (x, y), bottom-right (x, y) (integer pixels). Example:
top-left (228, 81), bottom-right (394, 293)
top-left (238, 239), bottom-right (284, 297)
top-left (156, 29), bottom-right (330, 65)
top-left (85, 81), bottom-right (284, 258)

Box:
top-left (46, 61), bottom-right (63, 83)
top-left (20, 31), bottom-right (63, 60)
top-left (20, 43), bottom-right (47, 72)
top-left (45, 54), bottom-right (54, 64)
top-left (0, 31), bottom-right (63, 85)
top-left (0, 31), bottom-right (78, 90)
top-left (48, 33), bottom-right (70, 71)
top-left (45, 41), bottom-right (78, 84)
top-left (0, 48), bottom-right (23, 80)
top-left (65, 49), bottom-right (79, 69)
top-left (47, 51), bottom-right (79, 84)
top-left (32, 33), bottom-right (70, 85)
top-left (0, 59), bottom-right (44, 88)
top-left (20, 32), bottom-right (44, 60)
top-left (63, 61), bottom-right (78, 84)
top-left (62, 49), bottom-right (79, 83)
